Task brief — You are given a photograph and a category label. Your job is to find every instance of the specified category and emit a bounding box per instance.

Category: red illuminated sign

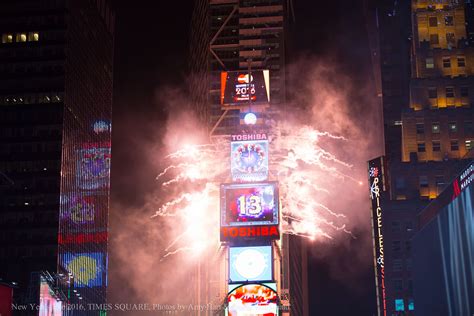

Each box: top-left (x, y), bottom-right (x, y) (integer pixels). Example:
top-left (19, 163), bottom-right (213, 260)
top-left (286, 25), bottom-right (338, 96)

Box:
top-left (58, 232), bottom-right (108, 244)
top-left (220, 225), bottom-right (279, 241)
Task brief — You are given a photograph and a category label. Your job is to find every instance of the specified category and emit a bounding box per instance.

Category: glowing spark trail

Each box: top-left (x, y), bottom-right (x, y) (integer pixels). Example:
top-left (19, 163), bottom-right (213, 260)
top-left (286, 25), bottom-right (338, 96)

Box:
top-left (154, 122), bottom-right (359, 258)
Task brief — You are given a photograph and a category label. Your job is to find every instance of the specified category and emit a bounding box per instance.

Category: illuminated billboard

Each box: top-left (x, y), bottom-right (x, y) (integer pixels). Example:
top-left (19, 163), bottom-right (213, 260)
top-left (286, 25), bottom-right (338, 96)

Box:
top-left (221, 182), bottom-right (278, 226)
top-left (226, 283), bottom-right (278, 316)
top-left (231, 138), bottom-right (269, 182)
top-left (220, 182), bottom-right (279, 242)
top-left (59, 193), bottom-right (107, 231)
top-left (221, 70), bottom-right (270, 105)
top-left (368, 157), bottom-right (387, 316)
top-left (229, 246), bottom-right (272, 283)
top-left (61, 252), bottom-right (104, 288)
top-left (39, 276), bottom-right (62, 316)
top-left (76, 143), bottom-right (111, 190)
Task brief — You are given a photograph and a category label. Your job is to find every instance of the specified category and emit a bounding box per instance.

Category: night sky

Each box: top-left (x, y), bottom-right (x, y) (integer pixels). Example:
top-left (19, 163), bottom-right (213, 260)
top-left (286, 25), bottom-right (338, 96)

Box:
top-left (110, 1), bottom-right (376, 314)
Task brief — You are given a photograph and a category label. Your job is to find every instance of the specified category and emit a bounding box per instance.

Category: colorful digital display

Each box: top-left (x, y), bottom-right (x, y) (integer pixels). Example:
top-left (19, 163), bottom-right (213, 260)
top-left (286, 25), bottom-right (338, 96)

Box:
top-left (221, 70), bottom-right (270, 105)
top-left (60, 193), bottom-right (95, 225)
top-left (39, 277), bottom-right (62, 316)
top-left (221, 182), bottom-right (278, 227)
top-left (231, 139), bottom-right (269, 182)
top-left (226, 283), bottom-right (278, 316)
top-left (61, 252), bottom-right (104, 288)
top-left (229, 246), bottom-right (272, 282)
top-left (368, 157), bottom-right (387, 316)
top-left (76, 143), bottom-right (111, 190)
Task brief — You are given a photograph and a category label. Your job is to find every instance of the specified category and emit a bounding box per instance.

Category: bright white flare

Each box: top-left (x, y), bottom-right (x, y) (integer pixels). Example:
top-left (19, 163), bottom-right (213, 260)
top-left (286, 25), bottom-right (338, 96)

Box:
top-left (153, 123), bottom-right (357, 258)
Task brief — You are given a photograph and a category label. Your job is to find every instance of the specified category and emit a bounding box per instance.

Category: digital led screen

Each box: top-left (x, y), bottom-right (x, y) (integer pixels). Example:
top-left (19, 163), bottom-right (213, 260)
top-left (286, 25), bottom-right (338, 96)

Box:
top-left (221, 182), bottom-right (278, 227)
top-left (231, 139), bottom-right (268, 182)
top-left (39, 277), bottom-right (62, 316)
top-left (221, 70), bottom-right (270, 105)
top-left (368, 157), bottom-right (387, 316)
top-left (60, 193), bottom-right (95, 224)
top-left (61, 252), bottom-right (104, 288)
top-left (59, 193), bottom-right (107, 232)
top-left (229, 246), bottom-right (272, 283)
top-left (226, 283), bottom-right (278, 316)
top-left (76, 143), bottom-right (111, 190)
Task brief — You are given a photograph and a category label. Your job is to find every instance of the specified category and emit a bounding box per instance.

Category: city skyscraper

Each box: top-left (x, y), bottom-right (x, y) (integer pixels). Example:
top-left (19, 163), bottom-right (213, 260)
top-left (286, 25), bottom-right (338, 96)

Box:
top-left (368, 0), bottom-right (474, 315)
top-left (0, 0), bottom-right (114, 312)
top-left (189, 1), bottom-right (308, 315)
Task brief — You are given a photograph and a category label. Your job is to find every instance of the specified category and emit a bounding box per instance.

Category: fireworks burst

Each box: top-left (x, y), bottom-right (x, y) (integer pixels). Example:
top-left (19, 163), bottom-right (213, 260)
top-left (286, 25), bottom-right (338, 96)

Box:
top-left (153, 123), bottom-right (358, 258)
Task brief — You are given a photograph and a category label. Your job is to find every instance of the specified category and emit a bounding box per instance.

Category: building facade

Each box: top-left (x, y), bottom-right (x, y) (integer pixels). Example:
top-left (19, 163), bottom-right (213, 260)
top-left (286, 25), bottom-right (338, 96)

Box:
top-left (0, 0), bottom-right (114, 313)
top-left (189, 1), bottom-right (308, 315)
top-left (412, 159), bottom-right (474, 316)
top-left (368, 0), bottom-right (474, 315)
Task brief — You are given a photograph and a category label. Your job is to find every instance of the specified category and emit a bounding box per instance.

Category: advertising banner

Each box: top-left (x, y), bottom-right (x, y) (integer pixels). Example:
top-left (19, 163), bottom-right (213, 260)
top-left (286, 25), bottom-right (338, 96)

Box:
top-left (39, 276), bottom-right (62, 316)
top-left (368, 157), bottom-right (387, 316)
top-left (229, 246), bottom-right (273, 283)
top-left (221, 70), bottom-right (270, 105)
top-left (226, 283), bottom-right (278, 316)
top-left (0, 284), bottom-right (12, 316)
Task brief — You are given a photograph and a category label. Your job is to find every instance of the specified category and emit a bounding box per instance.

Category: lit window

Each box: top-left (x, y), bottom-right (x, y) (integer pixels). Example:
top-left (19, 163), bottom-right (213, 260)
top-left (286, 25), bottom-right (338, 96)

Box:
top-left (28, 32), bottom-right (39, 41)
top-left (430, 34), bottom-right (439, 44)
top-left (408, 299), bottom-right (415, 311)
top-left (443, 57), bottom-right (451, 68)
top-left (395, 298), bottom-right (405, 311)
top-left (445, 16), bottom-right (454, 26)
top-left (417, 142), bottom-right (426, 152)
top-left (448, 121), bottom-right (457, 132)
top-left (432, 122), bottom-right (440, 133)
top-left (429, 17), bottom-right (438, 27)
top-left (433, 141), bottom-right (441, 151)
top-left (426, 57), bottom-right (434, 69)
top-left (428, 87), bottom-right (437, 99)
top-left (446, 87), bottom-right (454, 98)
top-left (451, 140), bottom-right (459, 151)
top-left (419, 176), bottom-right (429, 188)
top-left (16, 33), bottom-right (27, 42)
top-left (465, 140), bottom-right (472, 151)
top-left (2, 33), bottom-right (13, 43)
top-left (461, 86), bottom-right (469, 97)
top-left (416, 123), bottom-right (424, 134)
top-left (457, 56), bottom-right (466, 67)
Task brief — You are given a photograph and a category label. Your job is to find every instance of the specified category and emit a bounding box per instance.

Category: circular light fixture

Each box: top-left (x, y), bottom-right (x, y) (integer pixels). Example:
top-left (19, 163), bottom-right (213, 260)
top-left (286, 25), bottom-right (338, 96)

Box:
top-left (234, 248), bottom-right (267, 280)
top-left (244, 112), bottom-right (257, 125)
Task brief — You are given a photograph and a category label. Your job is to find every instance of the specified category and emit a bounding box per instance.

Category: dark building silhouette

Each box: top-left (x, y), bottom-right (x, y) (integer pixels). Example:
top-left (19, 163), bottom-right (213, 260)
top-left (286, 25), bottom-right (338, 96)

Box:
top-left (0, 0), bottom-right (114, 313)
top-left (367, 0), bottom-right (474, 315)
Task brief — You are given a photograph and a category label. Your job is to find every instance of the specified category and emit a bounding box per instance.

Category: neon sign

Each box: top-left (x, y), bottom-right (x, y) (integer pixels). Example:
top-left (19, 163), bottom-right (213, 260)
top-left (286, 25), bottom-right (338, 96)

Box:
top-left (368, 157), bottom-right (387, 316)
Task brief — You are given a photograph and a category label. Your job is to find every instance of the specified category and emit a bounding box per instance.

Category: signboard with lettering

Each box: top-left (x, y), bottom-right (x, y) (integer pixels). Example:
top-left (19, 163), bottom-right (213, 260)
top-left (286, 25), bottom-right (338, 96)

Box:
top-left (368, 157), bottom-right (387, 316)
top-left (221, 70), bottom-right (270, 105)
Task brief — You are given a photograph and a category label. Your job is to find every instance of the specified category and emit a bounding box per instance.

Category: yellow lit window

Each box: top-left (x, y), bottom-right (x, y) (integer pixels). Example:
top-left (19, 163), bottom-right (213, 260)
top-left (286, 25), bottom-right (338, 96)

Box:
top-left (426, 58), bottom-right (434, 69)
top-left (2, 33), bottom-right (13, 43)
top-left (16, 33), bottom-right (27, 42)
top-left (28, 32), bottom-right (39, 41)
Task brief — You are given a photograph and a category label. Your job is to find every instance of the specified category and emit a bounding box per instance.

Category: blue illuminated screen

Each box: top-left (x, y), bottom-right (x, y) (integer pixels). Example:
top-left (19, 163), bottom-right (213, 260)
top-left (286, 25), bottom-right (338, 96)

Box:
top-left (229, 246), bottom-right (272, 282)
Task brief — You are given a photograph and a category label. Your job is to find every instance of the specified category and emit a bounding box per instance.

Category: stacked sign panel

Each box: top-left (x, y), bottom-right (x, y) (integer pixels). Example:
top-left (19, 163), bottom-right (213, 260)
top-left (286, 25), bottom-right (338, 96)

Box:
top-left (58, 115), bottom-right (112, 310)
top-left (221, 130), bottom-right (280, 314)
